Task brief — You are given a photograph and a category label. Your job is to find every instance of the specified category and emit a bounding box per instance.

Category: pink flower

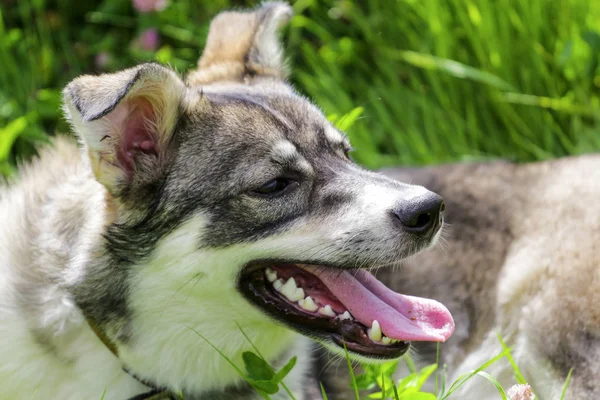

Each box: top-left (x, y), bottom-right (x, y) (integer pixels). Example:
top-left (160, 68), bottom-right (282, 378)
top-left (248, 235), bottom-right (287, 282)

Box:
top-left (508, 384), bottom-right (536, 400)
top-left (132, 0), bottom-right (167, 13)
top-left (94, 52), bottom-right (111, 69)
top-left (138, 28), bottom-right (160, 51)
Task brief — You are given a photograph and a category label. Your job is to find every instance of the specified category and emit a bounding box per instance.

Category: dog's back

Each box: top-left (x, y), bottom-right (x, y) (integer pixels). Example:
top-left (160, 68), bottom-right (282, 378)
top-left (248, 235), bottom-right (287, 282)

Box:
top-left (320, 155), bottom-right (600, 399)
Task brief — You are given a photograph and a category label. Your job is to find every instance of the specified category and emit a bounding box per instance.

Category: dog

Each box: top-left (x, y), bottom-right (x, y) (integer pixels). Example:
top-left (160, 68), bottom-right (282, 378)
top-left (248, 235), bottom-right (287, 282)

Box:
top-left (318, 159), bottom-right (600, 399)
top-left (0, 3), bottom-right (456, 399)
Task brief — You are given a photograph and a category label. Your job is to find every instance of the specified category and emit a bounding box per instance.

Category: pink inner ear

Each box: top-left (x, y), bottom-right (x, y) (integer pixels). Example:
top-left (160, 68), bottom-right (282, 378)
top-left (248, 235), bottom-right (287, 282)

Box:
top-left (117, 98), bottom-right (158, 176)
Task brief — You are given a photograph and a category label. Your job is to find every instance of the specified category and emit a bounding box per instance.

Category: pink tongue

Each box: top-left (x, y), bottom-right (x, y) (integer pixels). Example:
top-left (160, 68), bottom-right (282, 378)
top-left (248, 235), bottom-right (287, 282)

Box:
top-left (304, 267), bottom-right (455, 342)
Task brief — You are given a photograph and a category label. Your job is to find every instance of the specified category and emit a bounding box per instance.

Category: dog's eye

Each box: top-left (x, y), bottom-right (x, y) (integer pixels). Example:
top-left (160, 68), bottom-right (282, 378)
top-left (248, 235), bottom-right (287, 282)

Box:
top-left (252, 178), bottom-right (297, 197)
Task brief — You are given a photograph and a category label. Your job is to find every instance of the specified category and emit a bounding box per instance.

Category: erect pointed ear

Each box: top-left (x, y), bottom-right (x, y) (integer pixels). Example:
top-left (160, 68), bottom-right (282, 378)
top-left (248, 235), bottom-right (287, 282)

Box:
top-left (187, 1), bottom-right (293, 85)
top-left (63, 63), bottom-right (185, 197)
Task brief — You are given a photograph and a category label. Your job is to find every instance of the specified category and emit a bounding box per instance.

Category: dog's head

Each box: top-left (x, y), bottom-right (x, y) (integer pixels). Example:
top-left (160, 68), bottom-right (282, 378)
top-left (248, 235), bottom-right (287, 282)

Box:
top-left (63, 2), bottom-right (453, 391)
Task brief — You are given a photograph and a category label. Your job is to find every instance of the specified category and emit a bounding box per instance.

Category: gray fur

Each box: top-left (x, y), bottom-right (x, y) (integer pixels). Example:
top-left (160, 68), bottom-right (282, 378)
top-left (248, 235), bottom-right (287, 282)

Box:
top-left (319, 158), bottom-right (600, 399)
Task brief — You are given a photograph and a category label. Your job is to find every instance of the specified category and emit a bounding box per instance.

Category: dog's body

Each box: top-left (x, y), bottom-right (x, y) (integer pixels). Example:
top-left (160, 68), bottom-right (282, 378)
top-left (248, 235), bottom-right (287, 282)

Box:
top-left (0, 3), bottom-right (455, 399)
top-left (321, 157), bottom-right (600, 399)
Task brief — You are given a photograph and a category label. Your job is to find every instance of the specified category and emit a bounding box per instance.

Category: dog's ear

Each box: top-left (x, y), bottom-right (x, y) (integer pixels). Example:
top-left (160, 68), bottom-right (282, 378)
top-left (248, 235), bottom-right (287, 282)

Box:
top-left (63, 63), bottom-right (185, 196)
top-left (187, 2), bottom-right (293, 85)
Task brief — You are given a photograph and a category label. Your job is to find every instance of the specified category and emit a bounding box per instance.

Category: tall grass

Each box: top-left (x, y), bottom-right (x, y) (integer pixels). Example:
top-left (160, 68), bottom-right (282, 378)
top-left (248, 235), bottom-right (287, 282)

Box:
top-left (288, 0), bottom-right (600, 168)
top-left (1, 0), bottom-right (600, 173)
top-left (188, 328), bottom-right (572, 400)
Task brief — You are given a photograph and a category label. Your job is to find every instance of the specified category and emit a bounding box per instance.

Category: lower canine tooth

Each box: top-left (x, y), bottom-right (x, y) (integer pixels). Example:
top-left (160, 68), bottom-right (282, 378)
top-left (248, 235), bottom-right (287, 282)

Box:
top-left (298, 296), bottom-right (319, 312)
top-left (265, 268), bottom-right (277, 283)
top-left (368, 320), bottom-right (382, 342)
top-left (318, 305), bottom-right (336, 317)
top-left (381, 336), bottom-right (392, 345)
top-left (273, 279), bottom-right (284, 291)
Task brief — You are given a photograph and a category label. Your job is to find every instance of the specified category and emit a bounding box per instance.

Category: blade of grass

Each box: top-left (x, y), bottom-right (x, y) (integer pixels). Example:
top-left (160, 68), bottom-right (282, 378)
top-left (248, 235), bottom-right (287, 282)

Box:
top-left (405, 354), bottom-right (417, 373)
top-left (188, 327), bottom-right (274, 399)
top-left (320, 382), bottom-right (329, 400)
top-left (559, 368), bottom-right (574, 400)
top-left (440, 348), bottom-right (510, 399)
top-left (392, 383), bottom-right (400, 400)
top-left (342, 341), bottom-right (361, 400)
top-left (497, 333), bottom-right (527, 384)
top-left (472, 371), bottom-right (508, 400)
top-left (187, 326), bottom-right (247, 378)
top-left (439, 364), bottom-right (447, 399)
top-left (435, 343), bottom-right (440, 395)
top-left (387, 50), bottom-right (516, 91)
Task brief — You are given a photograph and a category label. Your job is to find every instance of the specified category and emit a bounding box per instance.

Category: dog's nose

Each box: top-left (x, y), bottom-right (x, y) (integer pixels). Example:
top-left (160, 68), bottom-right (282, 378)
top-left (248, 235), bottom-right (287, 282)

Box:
top-left (392, 192), bottom-right (445, 236)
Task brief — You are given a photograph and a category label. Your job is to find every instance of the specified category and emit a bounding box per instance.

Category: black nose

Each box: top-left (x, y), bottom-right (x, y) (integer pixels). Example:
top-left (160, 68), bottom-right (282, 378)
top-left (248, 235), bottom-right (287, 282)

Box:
top-left (392, 193), bottom-right (445, 236)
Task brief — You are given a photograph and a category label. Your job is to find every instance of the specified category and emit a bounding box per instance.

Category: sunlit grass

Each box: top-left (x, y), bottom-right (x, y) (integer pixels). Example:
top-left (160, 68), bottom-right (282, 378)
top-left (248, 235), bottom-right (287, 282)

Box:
top-left (191, 329), bottom-right (572, 400)
top-left (2, 0), bottom-right (600, 174)
top-left (289, 0), bottom-right (600, 168)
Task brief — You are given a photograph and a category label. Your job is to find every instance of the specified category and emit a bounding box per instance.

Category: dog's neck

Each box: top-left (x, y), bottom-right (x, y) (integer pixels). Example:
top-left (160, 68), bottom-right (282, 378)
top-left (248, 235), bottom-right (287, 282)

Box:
top-left (71, 216), bottom-right (304, 397)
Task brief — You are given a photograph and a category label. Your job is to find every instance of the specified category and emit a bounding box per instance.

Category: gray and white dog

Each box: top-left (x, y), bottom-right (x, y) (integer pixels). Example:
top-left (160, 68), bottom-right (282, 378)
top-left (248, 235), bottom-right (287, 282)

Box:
top-left (0, 3), bottom-right (455, 399)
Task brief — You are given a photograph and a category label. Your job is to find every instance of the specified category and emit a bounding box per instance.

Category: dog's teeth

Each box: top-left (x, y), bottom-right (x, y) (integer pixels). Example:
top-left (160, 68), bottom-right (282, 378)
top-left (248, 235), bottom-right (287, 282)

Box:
top-left (318, 305), bottom-right (336, 318)
top-left (280, 277), bottom-right (298, 299)
top-left (368, 320), bottom-right (382, 342)
top-left (265, 268), bottom-right (277, 283)
top-left (273, 279), bottom-right (284, 291)
top-left (298, 296), bottom-right (319, 312)
top-left (339, 311), bottom-right (353, 320)
top-left (286, 287), bottom-right (305, 302)
top-left (381, 336), bottom-right (392, 345)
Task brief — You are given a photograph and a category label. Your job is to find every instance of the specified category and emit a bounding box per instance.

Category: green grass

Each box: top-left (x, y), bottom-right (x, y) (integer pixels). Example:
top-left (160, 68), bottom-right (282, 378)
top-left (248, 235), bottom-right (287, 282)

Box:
top-left (190, 329), bottom-right (572, 400)
top-left (1, 0), bottom-right (600, 173)
top-left (289, 0), bottom-right (600, 168)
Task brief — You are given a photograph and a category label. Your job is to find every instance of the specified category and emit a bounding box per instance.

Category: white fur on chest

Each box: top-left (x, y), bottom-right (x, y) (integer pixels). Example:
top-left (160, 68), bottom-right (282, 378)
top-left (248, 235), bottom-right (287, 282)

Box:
top-left (118, 216), bottom-right (310, 397)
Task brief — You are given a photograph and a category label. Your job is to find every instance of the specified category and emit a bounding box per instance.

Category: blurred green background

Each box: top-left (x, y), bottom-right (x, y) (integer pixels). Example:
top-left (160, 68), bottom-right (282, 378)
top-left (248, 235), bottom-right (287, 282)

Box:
top-left (1, 0), bottom-right (600, 176)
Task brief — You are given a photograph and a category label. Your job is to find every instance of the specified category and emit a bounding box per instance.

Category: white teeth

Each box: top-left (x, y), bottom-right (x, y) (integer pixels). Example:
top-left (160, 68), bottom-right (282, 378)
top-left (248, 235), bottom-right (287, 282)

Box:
top-left (273, 279), bottom-right (284, 291)
top-left (280, 277), bottom-right (298, 299)
top-left (298, 296), bottom-right (319, 312)
top-left (276, 277), bottom-right (304, 302)
top-left (381, 336), bottom-right (392, 345)
top-left (270, 275), bottom-right (345, 319)
top-left (368, 320), bottom-right (382, 342)
top-left (339, 311), bottom-right (353, 320)
top-left (287, 287), bottom-right (305, 302)
top-left (265, 268), bottom-right (277, 283)
top-left (318, 305), bottom-right (336, 317)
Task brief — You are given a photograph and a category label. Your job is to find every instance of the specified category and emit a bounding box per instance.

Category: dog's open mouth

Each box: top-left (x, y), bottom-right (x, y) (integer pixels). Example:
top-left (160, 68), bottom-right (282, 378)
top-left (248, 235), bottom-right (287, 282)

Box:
top-left (239, 263), bottom-right (454, 359)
